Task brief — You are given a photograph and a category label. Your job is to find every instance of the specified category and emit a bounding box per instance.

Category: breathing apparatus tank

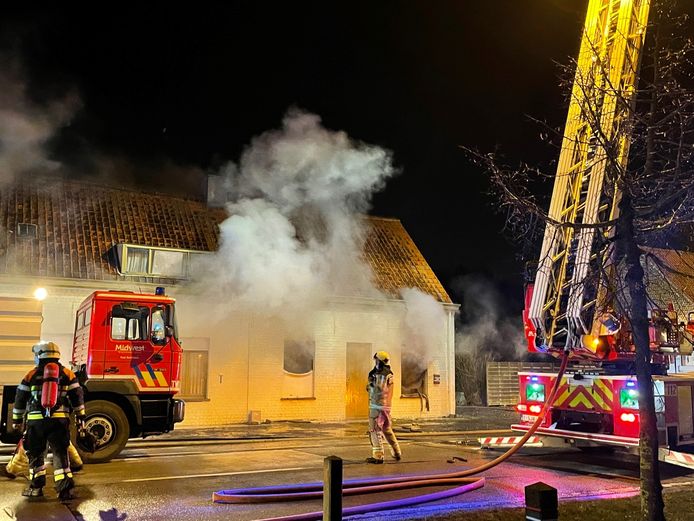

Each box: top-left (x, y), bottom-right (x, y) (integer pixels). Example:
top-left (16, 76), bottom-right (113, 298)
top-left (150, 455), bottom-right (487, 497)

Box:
top-left (41, 363), bottom-right (60, 417)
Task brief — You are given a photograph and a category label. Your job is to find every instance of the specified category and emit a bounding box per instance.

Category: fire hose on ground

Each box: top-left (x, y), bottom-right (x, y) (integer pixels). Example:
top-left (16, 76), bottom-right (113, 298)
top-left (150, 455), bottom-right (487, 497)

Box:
top-left (213, 351), bottom-right (570, 521)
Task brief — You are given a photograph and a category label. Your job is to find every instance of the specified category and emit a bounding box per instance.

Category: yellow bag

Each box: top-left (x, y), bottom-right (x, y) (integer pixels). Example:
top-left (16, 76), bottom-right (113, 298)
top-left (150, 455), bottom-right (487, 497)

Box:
top-left (5, 440), bottom-right (83, 478)
top-left (5, 439), bottom-right (29, 479)
top-left (68, 442), bottom-right (83, 470)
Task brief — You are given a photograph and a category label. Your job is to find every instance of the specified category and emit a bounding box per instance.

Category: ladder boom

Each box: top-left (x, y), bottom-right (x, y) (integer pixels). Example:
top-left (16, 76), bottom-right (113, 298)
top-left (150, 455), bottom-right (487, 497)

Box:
top-left (529, 0), bottom-right (651, 355)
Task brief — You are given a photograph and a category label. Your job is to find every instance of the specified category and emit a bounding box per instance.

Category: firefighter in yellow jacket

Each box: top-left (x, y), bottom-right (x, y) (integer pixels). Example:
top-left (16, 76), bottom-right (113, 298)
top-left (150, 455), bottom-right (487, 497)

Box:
top-left (366, 351), bottom-right (402, 464)
top-left (11, 341), bottom-right (86, 499)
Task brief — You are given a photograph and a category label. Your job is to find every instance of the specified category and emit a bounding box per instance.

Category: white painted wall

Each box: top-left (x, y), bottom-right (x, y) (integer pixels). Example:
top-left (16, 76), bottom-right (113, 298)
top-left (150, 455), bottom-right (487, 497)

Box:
top-left (1, 280), bottom-right (456, 425)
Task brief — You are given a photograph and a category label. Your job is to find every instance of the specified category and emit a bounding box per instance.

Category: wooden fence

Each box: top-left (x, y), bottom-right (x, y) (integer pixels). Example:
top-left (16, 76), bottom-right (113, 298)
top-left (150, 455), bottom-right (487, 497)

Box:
top-left (486, 362), bottom-right (557, 406)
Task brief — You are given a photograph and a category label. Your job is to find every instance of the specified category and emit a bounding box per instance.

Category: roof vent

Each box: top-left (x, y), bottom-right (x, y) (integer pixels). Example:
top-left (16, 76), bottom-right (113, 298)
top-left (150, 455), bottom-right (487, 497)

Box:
top-left (17, 223), bottom-right (37, 239)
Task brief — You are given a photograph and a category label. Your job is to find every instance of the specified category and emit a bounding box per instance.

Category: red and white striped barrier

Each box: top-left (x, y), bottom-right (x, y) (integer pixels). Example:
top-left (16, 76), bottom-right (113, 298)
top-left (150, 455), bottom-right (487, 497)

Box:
top-left (659, 448), bottom-right (694, 470)
top-left (478, 435), bottom-right (542, 448)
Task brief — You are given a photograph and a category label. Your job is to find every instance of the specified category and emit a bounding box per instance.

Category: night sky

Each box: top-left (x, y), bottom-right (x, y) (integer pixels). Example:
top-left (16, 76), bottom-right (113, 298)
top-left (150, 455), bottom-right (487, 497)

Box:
top-left (1, 1), bottom-right (594, 310)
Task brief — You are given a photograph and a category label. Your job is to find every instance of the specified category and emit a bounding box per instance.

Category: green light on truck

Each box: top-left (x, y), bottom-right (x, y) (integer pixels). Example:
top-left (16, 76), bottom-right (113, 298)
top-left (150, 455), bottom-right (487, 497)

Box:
top-left (526, 383), bottom-right (545, 402)
top-left (620, 388), bottom-right (639, 410)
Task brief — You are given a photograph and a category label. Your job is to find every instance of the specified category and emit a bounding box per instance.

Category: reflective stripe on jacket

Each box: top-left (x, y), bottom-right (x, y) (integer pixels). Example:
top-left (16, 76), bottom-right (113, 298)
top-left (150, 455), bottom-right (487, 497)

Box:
top-left (12, 363), bottom-right (85, 422)
top-left (367, 365), bottom-right (394, 410)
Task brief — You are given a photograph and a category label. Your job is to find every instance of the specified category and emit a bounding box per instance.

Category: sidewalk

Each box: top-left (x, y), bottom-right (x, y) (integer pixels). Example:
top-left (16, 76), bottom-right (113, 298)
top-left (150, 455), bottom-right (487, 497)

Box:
top-left (133, 406), bottom-right (519, 443)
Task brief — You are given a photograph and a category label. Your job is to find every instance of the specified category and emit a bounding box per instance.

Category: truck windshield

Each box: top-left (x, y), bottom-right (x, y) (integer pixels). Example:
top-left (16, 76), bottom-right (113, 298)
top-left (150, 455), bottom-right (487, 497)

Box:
top-left (111, 305), bottom-right (150, 341)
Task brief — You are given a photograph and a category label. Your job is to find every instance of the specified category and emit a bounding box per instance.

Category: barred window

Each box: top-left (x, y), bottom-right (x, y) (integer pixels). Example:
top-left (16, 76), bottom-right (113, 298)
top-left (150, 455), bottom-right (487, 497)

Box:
top-left (180, 350), bottom-right (208, 400)
top-left (17, 223), bottom-right (37, 239)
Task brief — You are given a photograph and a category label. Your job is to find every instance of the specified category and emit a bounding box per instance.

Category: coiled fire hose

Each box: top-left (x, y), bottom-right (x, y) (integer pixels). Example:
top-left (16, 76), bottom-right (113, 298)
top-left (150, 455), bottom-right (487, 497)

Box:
top-left (213, 351), bottom-right (570, 521)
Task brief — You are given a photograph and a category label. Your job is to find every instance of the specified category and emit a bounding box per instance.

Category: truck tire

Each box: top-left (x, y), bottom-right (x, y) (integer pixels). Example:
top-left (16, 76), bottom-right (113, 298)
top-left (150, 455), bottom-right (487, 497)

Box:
top-left (77, 400), bottom-right (130, 463)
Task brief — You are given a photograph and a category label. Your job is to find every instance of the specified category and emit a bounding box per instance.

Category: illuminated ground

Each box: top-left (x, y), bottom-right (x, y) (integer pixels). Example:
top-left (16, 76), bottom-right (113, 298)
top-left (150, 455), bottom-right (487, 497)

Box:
top-left (1, 420), bottom-right (693, 521)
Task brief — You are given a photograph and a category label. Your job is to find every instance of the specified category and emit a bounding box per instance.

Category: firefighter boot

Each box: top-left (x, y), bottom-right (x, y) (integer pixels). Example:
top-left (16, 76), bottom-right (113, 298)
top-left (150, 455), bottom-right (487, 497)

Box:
top-left (56, 474), bottom-right (75, 501)
top-left (22, 487), bottom-right (43, 497)
top-left (365, 457), bottom-right (384, 464)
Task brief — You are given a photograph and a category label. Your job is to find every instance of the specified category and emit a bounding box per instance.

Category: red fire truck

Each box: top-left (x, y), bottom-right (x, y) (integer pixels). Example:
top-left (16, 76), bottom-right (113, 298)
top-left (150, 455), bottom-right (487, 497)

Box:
top-left (1, 288), bottom-right (185, 463)
top-left (480, 0), bottom-right (694, 469)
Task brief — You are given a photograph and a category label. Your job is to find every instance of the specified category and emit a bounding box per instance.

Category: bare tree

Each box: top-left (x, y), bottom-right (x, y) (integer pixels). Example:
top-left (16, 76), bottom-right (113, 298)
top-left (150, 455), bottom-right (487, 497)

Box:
top-left (466, 2), bottom-right (694, 520)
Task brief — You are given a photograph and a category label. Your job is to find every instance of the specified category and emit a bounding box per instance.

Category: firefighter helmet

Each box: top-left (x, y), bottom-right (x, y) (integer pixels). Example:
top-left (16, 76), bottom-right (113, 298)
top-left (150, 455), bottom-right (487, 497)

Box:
top-left (374, 351), bottom-right (390, 364)
top-left (32, 341), bottom-right (61, 362)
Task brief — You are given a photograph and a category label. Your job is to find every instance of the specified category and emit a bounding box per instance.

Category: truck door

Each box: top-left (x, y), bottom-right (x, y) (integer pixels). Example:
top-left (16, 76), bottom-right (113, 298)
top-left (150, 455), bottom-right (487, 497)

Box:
top-left (144, 305), bottom-right (175, 392)
top-left (106, 303), bottom-right (152, 388)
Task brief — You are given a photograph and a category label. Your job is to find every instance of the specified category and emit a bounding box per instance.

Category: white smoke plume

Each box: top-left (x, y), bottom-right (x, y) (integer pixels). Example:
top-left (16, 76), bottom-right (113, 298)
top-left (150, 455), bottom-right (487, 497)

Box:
top-left (455, 276), bottom-right (526, 359)
top-left (0, 54), bottom-right (80, 187)
top-left (400, 287), bottom-right (447, 367)
top-left (192, 109), bottom-right (396, 332)
top-left (453, 276), bottom-right (526, 405)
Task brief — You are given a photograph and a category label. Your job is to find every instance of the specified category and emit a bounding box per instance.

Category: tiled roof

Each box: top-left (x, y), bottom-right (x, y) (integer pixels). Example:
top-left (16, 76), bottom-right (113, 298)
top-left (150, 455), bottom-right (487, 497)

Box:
top-left (364, 217), bottom-right (451, 303)
top-left (0, 180), bottom-right (223, 285)
top-left (0, 179), bottom-right (451, 303)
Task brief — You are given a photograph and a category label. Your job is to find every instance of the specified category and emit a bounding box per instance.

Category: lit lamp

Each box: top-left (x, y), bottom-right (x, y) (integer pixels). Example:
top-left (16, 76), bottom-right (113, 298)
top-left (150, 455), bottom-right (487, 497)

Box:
top-left (33, 287), bottom-right (48, 301)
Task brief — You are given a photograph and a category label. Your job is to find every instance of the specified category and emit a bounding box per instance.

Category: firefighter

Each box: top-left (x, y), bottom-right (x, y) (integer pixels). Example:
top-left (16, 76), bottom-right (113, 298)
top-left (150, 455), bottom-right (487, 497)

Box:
top-left (11, 341), bottom-right (86, 499)
top-left (366, 351), bottom-right (402, 464)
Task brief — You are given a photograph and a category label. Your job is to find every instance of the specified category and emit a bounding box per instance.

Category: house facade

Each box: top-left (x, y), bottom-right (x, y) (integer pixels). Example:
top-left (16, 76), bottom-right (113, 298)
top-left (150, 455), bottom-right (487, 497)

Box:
top-left (0, 180), bottom-right (457, 425)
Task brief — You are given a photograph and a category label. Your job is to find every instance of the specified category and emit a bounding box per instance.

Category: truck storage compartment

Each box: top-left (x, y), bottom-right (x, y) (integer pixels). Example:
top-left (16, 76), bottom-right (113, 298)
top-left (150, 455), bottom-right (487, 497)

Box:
top-left (553, 409), bottom-right (613, 434)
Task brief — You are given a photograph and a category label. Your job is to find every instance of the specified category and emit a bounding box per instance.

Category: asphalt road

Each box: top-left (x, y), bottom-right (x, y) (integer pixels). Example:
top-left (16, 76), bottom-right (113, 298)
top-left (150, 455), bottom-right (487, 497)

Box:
top-left (2, 432), bottom-right (694, 521)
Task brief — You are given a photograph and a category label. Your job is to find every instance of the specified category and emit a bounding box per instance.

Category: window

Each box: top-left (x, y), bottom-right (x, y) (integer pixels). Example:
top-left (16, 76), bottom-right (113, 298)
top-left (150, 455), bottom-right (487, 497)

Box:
top-left (284, 339), bottom-right (315, 374)
top-left (180, 351), bottom-right (208, 400)
top-left (117, 244), bottom-right (201, 279)
top-left (125, 247), bottom-right (149, 274)
top-left (401, 353), bottom-right (427, 396)
top-left (150, 306), bottom-right (167, 345)
top-left (17, 223), bottom-right (37, 239)
top-left (283, 339), bottom-right (315, 398)
top-left (111, 317), bottom-right (142, 340)
top-left (110, 305), bottom-right (149, 341)
top-left (74, 306), bottom-right (91, 334)
top-left (151, 250), bottom-right (186, 278)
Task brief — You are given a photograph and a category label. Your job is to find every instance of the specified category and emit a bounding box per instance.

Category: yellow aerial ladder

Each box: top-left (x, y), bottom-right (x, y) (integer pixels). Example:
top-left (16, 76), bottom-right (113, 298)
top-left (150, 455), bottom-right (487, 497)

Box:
top-left (528, 0), bottom-right (652, 358)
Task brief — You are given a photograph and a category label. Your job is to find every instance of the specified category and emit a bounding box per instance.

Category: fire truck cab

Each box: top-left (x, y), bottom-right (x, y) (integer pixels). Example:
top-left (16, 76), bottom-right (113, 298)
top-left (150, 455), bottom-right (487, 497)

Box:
top-left (1, 289), bottom-right (185, 463)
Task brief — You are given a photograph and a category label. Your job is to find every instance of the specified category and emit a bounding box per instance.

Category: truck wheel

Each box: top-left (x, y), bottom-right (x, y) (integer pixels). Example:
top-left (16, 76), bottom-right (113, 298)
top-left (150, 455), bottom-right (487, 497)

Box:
top-left (78, 400), bottom-right (130, 463)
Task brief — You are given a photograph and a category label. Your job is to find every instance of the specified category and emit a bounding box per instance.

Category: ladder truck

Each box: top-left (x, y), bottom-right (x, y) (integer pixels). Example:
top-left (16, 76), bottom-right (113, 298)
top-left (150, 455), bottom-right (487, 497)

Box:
top-left (480, 0), bottom-right (694, 469)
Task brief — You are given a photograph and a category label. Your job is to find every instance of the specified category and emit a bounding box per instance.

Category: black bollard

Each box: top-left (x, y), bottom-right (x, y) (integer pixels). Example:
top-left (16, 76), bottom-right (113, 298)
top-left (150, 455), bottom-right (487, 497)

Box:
top-left (525, 481), bottom-right (558, 521)
top-left (323, 455), bottom-right (343, 521)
